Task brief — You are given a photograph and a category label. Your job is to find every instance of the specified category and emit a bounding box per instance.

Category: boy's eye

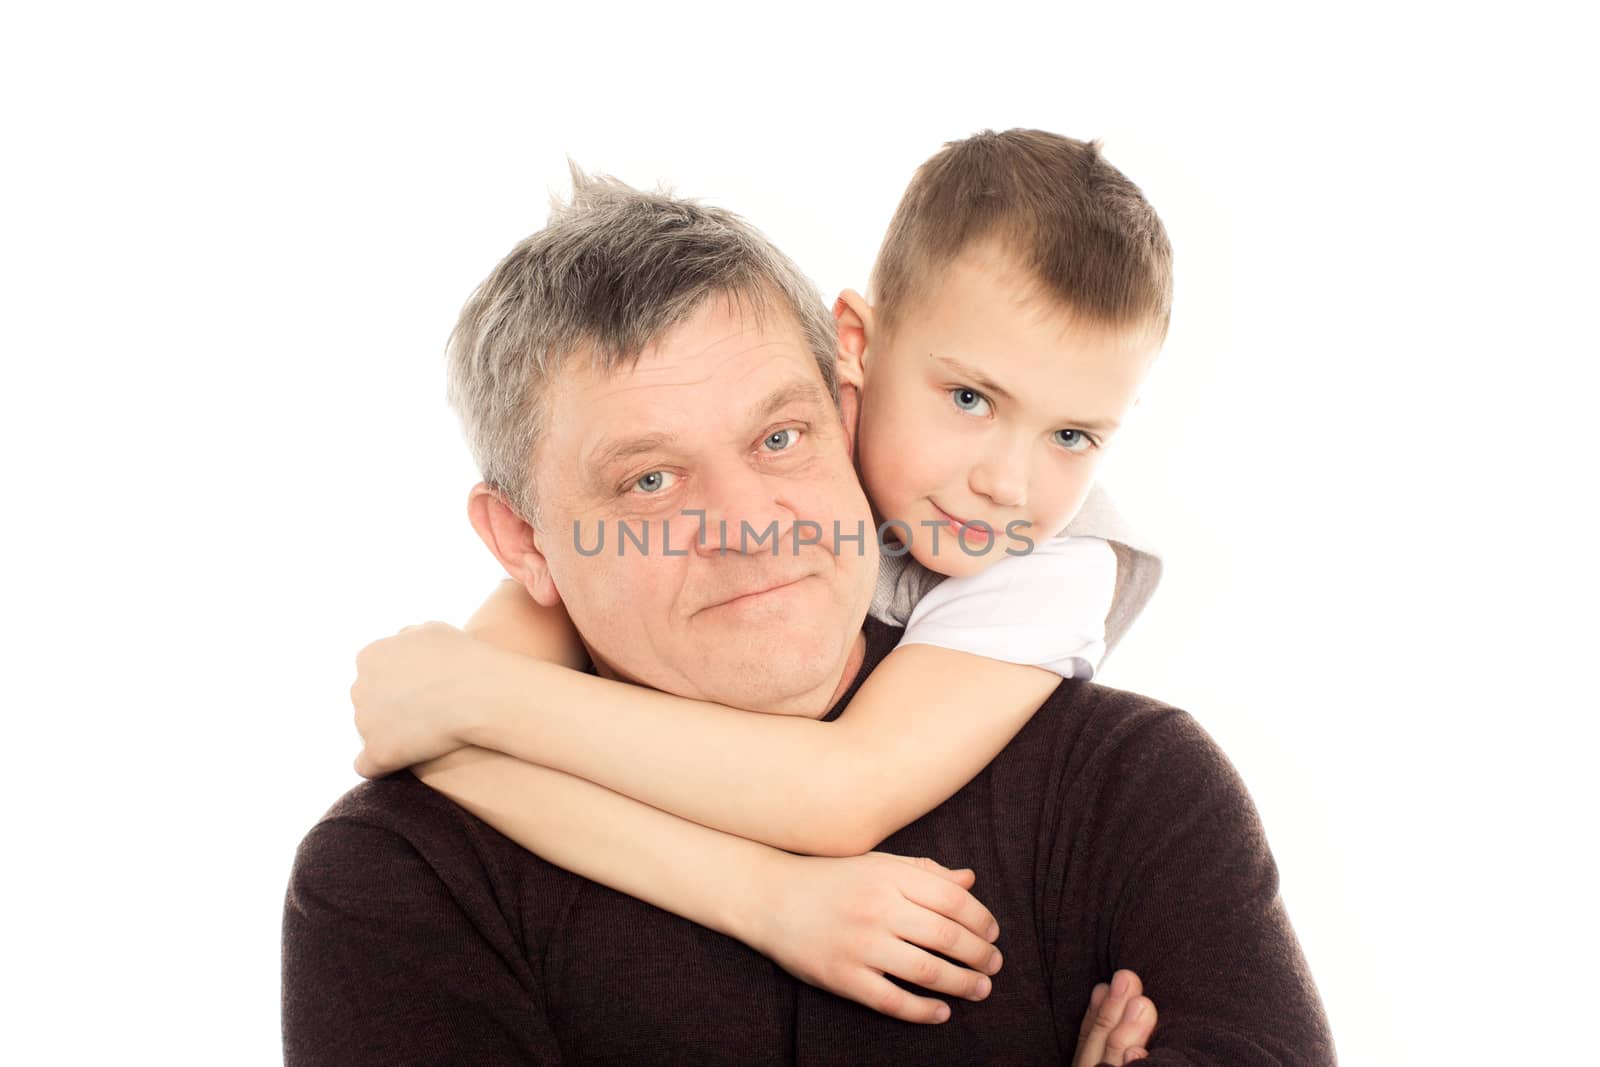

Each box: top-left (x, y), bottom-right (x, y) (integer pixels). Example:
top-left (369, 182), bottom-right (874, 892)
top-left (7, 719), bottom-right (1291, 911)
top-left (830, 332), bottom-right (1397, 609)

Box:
top-left (762, 427), bottom-right (802, 452)
top-left (1053, 429), bottom-right (1096, 453)
top-left (629, 470), bottom-right (677, 494)
top-left (951, 388), bottom-right (992, 416)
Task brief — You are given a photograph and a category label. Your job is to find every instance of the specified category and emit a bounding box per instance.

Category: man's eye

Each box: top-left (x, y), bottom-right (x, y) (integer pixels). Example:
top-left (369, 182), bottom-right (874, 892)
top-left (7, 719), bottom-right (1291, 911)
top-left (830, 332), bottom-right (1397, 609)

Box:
top-left (1054, 429), bottom-right (1096, 453)
top-left (630, 470), bottom-right (676, 494)
top-left (951, 388), bottom-right (992, 416)
top-left (762, 427), bottom-right (803, 452)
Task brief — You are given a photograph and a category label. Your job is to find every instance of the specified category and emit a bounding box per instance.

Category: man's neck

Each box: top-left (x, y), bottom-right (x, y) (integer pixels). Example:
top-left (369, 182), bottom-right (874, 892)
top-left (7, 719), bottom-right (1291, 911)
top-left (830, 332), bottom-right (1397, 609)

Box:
top-left (583, 627), bottom-right (869, 720)
top-left (820, 628), bottom-right (869, 719)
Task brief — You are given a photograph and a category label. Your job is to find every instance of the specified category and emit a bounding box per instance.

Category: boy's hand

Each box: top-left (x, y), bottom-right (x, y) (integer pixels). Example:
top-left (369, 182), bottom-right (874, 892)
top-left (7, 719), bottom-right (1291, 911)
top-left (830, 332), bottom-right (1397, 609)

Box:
top-left (350, 622), bottom-right (508, 778)
top-left (745, 851), bottom-right (1003, 1025)
top-left (1072, 969), bottom-right (1158, 1066)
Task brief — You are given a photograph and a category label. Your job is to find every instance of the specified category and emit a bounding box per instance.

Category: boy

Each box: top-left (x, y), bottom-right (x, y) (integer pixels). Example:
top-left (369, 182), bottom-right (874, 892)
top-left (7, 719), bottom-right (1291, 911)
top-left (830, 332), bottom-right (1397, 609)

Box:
top-left (352, 130), bottom-right (1170, 1055)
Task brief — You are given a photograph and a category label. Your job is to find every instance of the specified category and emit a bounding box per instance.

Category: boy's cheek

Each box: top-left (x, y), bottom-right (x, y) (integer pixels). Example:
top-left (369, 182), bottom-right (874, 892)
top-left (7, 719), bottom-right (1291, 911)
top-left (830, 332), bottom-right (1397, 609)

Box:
top-left (1039, 468), bottom-right (1102, 534)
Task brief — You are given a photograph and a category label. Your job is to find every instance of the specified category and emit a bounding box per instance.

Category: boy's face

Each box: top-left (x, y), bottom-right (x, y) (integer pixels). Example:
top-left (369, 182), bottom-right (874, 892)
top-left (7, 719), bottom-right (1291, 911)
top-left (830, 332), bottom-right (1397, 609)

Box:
top-left (852, 244), bottom-right (1162, 579)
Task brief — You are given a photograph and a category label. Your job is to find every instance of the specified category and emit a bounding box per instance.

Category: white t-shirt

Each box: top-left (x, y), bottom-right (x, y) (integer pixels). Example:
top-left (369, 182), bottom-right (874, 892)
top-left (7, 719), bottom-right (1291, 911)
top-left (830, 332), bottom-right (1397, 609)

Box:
top-left (868, 535), bottom-right (1119, 680)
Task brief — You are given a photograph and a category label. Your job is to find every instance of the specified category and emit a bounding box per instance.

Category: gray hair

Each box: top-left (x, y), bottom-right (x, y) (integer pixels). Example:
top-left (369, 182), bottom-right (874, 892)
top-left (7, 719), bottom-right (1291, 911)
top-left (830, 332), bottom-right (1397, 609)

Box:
top-left (445, 166), bottom-right (840, 528)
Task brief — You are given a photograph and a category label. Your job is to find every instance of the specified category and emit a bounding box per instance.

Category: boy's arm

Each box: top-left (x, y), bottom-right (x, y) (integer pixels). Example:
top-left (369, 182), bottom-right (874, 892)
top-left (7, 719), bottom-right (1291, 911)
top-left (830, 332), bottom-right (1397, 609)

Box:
top-left (470, 543), bottom-right (1110, 855)
top-left (360, 543), bottom-right (1113, 857)
top-left (447, 583), bottom-right (1055, 855)
top-left (456, 644), bottom-right (1061, 857)
top-left (408, 747), bottom-right (1002, 1025)
top-left (464, 578), bottom-right (588, 668)
top-left (358, 544), bottom-right (1113, 858)
top-left (412, 746), bottom-right (762, 939)
top-left (385, 594), bottom-right (1006, 1023)
top-left (450, 583), bottom-right (1046, 865)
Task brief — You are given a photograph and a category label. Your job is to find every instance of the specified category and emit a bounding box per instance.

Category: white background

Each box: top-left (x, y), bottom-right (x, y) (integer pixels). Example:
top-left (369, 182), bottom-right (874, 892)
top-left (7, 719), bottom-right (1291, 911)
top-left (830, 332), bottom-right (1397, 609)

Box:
top-left (4, 3), bottom-right (1594, 1063)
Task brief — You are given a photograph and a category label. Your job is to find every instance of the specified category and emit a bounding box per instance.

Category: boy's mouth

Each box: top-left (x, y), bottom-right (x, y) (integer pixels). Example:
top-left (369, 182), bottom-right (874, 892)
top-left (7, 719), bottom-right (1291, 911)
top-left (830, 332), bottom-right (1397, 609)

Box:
top-left (929, 501), bottom-right (995, 544)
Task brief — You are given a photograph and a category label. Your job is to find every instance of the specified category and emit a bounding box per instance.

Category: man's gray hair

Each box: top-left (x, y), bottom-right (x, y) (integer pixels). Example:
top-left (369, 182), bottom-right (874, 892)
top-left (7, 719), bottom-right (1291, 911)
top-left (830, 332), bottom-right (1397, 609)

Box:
top-left (446, 166), bottom-right (840, 527)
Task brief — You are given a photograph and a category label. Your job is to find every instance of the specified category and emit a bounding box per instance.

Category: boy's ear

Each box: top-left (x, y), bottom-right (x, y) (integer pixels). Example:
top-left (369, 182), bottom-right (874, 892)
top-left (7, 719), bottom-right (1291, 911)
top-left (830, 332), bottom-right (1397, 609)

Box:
top-left (832, 289), bottom-right (873, 391)
top-left (831, 290), bottom-right (873, 461)
top-left (466, 482), bottom-right (563, 608)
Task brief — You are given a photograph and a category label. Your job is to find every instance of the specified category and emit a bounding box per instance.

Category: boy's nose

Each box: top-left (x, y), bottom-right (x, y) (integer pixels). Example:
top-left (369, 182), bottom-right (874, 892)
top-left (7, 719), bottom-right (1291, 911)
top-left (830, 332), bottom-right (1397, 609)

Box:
top-left (969, 450), bottom-right (1027, 509)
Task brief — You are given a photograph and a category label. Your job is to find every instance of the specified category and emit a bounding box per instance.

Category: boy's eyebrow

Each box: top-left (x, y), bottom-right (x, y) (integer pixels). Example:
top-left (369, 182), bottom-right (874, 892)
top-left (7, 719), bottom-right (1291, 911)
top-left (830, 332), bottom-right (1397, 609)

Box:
top-left (586, 379), bottom-right (830, 476)
top-left (933, 355), bottom-right (1020, 403)
top-left (932, 354), bottom-right (1122, 434)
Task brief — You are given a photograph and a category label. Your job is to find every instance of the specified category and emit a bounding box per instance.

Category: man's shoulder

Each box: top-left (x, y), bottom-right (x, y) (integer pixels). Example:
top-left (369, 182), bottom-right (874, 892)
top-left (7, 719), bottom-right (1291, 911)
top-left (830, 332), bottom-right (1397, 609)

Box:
top-left (301, 772), bottom-right (458, 847)
top-left (1004, 679), bottom-right (1255, 813)
top-left (288, 773), bottom-right (525, 901)
top-left (314, 771), bottom-right (441, 824)
top-left (1025, 677), bottom-right (1193, 751)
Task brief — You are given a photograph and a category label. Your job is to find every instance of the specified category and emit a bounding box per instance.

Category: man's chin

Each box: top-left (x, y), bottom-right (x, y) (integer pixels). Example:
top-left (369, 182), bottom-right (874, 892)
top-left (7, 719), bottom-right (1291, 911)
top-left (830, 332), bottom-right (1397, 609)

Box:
top-left (694, 638), bottom-right (848, 716)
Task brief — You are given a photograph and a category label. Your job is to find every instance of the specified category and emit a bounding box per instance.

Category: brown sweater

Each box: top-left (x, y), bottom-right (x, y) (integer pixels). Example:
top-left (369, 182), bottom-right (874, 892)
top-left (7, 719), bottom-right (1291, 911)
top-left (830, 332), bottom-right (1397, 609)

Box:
top-left (282, 618), bottom-right (1335, 1064)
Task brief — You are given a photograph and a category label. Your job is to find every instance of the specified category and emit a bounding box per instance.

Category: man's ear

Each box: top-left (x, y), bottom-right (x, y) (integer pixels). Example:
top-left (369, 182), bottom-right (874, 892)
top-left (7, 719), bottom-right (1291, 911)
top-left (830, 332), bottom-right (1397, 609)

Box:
top-left (466, 482), bottom-right (563, 608)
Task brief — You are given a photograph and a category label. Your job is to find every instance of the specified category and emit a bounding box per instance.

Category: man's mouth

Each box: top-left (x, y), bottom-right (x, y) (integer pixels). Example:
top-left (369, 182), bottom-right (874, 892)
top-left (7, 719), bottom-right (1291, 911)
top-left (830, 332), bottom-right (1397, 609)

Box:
top-left (702, 575), bottom-right (811, 612)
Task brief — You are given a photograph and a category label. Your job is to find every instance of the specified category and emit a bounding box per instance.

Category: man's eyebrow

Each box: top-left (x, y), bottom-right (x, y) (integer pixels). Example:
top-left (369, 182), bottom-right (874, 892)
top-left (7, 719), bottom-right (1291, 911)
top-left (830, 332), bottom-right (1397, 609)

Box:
top-left (584, 381), bottom-right (829, 479)
top-left (754, 380), bottom-right (830, 422)
top-left (588, 431), bottom-right (678, 475)
top-left (931, 354), bottom-right (1121, 434)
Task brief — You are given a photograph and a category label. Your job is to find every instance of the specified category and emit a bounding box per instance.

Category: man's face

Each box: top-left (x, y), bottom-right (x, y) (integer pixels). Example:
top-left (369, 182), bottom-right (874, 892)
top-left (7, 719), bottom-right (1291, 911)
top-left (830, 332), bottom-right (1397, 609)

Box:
top-left (529, 295), bottom-right (876, 717)
top-left (856, 245), bottom-right (1162, 578)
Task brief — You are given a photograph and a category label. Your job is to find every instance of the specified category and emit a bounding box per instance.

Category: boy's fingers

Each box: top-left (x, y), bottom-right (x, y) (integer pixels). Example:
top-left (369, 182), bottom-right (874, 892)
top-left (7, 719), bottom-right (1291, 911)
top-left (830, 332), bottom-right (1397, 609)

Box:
top-left (894, 856), bottom-right (977, 887)
top-left (948, 867), bottom-right (977, 888)
top-left (876, 940), bottom-right (993, 1003)
top-left (846, 970), bottom-right (952, 1025)
top-left (899, 872), bottom-right (1000, 943)
top-left (891, 905), bottom-right (1002, 978)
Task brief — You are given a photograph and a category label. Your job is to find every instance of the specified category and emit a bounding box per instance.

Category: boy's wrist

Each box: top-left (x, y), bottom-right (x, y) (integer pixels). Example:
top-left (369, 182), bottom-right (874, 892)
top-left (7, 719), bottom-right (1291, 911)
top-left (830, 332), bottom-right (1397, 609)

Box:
top-left (713, 838), bottom-right (774, 947)
top-left (455, 652), bottom-right (559, 753)
top-left (721, 846), bottom-right (789, 949)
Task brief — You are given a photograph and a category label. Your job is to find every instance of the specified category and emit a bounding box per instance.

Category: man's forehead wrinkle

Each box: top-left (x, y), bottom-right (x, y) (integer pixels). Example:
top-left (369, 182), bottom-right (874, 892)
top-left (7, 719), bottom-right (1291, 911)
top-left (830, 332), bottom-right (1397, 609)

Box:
top-left (583, 337), bottom-right (806, 408)
top-left (561, 312), bottom-right (828, 490)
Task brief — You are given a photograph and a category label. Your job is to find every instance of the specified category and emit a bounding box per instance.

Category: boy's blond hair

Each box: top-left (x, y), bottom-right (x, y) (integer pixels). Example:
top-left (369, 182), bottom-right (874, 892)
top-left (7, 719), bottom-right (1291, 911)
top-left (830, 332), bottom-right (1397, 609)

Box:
top-left (870, 129), bottom-right (1172, 339)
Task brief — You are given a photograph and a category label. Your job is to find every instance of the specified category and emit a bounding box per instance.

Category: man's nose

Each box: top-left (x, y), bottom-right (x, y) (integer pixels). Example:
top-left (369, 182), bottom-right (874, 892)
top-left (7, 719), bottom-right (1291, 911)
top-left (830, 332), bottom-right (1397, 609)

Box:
top-left (689, 456), bottom-right (796, 557)
top-left (968, 436), bottom-right (1028, 509)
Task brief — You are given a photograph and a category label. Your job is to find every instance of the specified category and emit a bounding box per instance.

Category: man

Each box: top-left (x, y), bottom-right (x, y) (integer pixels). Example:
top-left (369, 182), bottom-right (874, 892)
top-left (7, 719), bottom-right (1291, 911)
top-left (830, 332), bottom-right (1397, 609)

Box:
top-left (282, 174), bottom-right (1335, 1065)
